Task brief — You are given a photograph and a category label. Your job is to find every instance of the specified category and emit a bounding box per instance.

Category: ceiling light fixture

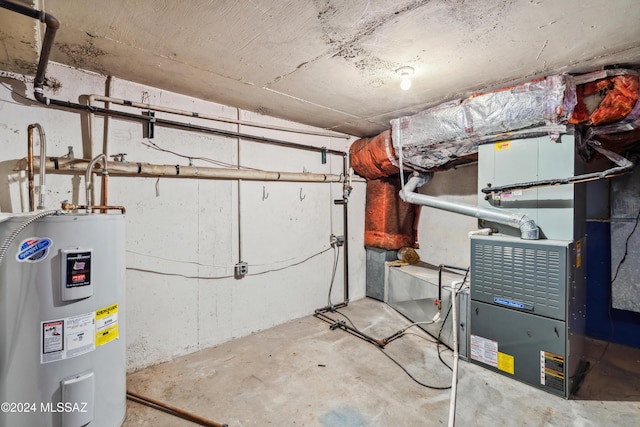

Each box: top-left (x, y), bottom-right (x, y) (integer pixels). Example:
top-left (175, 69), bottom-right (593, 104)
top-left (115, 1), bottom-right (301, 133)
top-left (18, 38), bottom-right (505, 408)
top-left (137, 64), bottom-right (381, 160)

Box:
top-left (396, 66), bottom-right (414, 91)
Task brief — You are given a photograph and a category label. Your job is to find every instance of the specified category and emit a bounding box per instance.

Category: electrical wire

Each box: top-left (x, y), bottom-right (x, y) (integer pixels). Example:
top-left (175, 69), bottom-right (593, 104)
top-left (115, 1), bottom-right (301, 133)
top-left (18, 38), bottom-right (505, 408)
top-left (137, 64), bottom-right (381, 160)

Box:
top-left (327, 306), bottom-right (453, 390)
top-left (0, 210), bottom-right (62, 265)
top-left (401, 331), bottom-right (438, 344)
top-left (586, 204), bottom-right (640, 376)
top-left (435, 271), bottom-right (469, 371)
top-left (374, 345), bottom-right (452, 390)
top-left (126, 246), bottom-right (332, 279)
top-left (247, 247), bottom-right (332, 276)
top-left (0, 80), bottom-right (34, 104)
top-left (125, 267), bottom-right (234, 280)
top-left (142, 140), bottom-right (265, 171)
top-left (326, 245), bottom-right (340, 307)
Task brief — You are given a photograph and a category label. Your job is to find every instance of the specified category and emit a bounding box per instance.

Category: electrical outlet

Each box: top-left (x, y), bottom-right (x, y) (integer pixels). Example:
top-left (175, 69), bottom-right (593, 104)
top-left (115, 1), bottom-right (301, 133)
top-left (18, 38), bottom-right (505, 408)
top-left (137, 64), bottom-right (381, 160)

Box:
top-left (234, 261), bottom-right (248, 279)
top-left (330, 234), bottom-right (345, 247)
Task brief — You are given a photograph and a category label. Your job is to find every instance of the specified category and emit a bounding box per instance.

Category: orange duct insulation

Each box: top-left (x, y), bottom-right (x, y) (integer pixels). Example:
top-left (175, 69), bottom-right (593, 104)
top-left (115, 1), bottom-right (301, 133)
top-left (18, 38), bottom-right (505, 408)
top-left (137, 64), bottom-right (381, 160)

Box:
top-left (570, 74), bottom-right (639, 126)
top-left (364, 177), bottom-right (420, 250)
top-left (350, 130), bottom-right (400, 180)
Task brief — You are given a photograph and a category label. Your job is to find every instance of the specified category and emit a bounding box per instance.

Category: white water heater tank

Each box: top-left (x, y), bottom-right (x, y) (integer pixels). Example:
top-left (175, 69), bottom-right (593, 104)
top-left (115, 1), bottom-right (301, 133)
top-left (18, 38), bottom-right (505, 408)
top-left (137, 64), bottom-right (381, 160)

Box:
top-left (0, 213), bottom-right (126, 427)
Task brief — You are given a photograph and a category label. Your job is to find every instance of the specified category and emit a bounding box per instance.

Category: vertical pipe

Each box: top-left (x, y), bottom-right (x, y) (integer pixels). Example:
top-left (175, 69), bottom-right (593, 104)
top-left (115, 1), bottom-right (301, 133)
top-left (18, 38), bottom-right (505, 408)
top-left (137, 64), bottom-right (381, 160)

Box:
top-left (448, 280), bottom-right (462, 427)
top-left (101, 76), bottom-right (113, 210)
top-left (342, 153), bottom-right (349, 303)
top-left (101, 174), bottom-right (109, 213)
top-left (27, 125), bottom-right (35, 211)
top-left (36, 124), bottom-right (47, 210)
top-left (236, 109), bottom-right (242, 264)
top-left (85, 154), bottom-right (108, 213)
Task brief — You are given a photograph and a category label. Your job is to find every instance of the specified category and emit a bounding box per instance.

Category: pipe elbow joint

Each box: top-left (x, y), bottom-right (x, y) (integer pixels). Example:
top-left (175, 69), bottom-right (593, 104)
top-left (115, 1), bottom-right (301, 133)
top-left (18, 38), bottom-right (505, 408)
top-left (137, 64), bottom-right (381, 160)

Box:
top-left (519, 218), bottom-right (540, 240)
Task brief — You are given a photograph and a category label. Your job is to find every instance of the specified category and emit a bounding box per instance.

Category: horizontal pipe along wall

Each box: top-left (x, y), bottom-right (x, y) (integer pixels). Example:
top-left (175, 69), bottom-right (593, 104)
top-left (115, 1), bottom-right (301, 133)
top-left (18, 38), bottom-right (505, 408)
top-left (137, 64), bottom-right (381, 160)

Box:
top-left (0, 63), bottom-right (365, 370)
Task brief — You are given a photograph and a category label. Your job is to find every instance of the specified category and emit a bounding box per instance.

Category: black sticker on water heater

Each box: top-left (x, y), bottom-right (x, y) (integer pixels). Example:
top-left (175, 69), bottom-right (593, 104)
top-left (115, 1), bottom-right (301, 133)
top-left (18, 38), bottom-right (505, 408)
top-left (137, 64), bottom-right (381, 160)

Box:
top-left (65, 251), bottom-right (92, 287)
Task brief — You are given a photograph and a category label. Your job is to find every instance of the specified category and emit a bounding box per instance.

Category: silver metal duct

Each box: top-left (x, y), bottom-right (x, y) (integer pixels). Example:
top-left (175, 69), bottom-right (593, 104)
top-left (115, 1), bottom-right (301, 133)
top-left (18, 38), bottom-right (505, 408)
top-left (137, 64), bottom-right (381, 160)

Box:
top-left (400, 173), bottom-right (540, 240)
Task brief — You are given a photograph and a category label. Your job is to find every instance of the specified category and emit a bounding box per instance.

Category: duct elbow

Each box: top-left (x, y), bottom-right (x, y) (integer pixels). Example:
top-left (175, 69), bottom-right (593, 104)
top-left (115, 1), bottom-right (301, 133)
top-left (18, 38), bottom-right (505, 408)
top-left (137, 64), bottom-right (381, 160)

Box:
top-left (519, 218), bottom-right (540, 240)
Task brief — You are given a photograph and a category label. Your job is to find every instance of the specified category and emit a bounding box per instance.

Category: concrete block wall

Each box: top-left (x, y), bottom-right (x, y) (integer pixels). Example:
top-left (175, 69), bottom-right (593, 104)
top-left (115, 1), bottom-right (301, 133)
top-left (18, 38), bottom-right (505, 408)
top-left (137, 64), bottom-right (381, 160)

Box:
top-left (0, 63), bottom-right (366, 371)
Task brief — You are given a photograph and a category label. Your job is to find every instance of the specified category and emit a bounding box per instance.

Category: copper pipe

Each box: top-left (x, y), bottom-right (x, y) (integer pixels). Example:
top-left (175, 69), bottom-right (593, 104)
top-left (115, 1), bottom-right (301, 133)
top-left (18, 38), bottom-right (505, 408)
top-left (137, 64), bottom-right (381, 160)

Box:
top-left (27, 125), bottom-right (35, 211)
top-left (126, 390), bottom-right (228, 427)
top-left (101, 173), bottom-right (108, 213)
top-left (91, 205), bottom-right (124, 214)
top-left (60, 202), bottom-right (125, 214)
top-left (26, 123), bottom-right (47, 211)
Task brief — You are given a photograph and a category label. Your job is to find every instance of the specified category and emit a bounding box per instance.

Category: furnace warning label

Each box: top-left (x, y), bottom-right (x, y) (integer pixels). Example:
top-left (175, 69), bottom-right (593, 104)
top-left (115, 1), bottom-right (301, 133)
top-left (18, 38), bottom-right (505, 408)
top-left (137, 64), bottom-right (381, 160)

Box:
top-left (498, 352), bottom-right (515, 375)
top-left (96, 303), bottom-right (119, 347)
top-left (495, 141), bottom-right (511, 151)
top-left (470, 334), bottom-right (498, 368)
top-left (540, 351), bottom-right (565, 392)
top-left (41, 312), bottom-right (95, 364)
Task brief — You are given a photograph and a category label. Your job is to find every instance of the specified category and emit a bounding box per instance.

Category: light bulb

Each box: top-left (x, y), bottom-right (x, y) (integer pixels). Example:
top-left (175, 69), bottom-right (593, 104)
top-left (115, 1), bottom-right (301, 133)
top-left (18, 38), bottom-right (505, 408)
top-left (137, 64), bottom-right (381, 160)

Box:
top-left (400, 75), bottom-right (412, 91)
top-left (396, 66), bottom-right (415, 91)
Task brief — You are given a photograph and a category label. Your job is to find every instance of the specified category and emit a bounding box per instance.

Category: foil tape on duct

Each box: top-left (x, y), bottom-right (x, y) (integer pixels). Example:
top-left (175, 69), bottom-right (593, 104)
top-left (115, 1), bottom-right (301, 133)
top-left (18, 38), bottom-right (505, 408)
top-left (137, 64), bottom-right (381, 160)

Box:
top-left (365, 177), bottom-right (420, 250)
top-left (391, 75), bottom-right (575, 171)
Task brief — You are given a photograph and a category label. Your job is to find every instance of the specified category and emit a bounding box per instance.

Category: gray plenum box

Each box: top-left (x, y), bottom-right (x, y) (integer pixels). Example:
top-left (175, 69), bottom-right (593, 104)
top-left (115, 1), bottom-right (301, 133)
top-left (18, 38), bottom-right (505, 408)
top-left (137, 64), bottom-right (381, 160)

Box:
top-left (365, 247), bottom-right (397, 301)
top-left (477, 134), bottom-right (586, 241)
top-left (386, 263), bottom-right (470, 359)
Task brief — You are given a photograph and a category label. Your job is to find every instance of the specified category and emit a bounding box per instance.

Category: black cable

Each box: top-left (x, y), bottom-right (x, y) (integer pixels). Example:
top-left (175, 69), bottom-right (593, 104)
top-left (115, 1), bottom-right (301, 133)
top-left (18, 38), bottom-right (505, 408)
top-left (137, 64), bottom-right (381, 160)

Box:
top-left (248, 247), bottom-right (332, 276)
top-left (588, 205), bottom-right (640, 375)
top-left (326, 245), bottom-right (340, 307)
top-left (332, 308), bottom-right (356, 329)
top-left (611, 205), bottom-right (640, 286)
top-left (0, 81), bottom-right (34, 103)
top-left (374, 345), bottom-right (451, 390)
top-left (126, 246), bottom-right (332, 279)
top-left (330, 307), bottom-right (451, 390)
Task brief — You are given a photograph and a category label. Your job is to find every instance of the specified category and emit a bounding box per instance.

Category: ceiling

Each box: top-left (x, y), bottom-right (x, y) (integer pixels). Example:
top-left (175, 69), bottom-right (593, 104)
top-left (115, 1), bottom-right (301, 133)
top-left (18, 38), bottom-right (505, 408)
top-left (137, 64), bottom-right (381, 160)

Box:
top-left (2, 0), bottom-right (640, 137)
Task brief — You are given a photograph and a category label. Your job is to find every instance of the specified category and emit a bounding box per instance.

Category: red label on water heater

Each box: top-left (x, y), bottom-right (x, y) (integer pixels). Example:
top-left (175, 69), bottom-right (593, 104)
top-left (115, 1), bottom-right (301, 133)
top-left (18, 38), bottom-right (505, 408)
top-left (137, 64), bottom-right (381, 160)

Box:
top-left (64, 251), bottom-right (92, 287)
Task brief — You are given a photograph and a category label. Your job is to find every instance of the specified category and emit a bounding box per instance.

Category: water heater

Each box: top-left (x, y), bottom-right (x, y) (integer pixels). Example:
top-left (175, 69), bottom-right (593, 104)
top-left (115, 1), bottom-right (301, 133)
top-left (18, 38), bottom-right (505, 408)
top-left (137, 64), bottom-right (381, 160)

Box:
top-left (0, 213), bottom-right (126, 427)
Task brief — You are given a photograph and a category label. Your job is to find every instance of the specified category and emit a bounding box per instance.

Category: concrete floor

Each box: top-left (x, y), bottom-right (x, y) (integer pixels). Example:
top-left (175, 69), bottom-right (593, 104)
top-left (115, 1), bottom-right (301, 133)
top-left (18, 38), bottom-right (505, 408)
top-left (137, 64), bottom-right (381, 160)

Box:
top-left (123, 298), bottom-right (640, 427)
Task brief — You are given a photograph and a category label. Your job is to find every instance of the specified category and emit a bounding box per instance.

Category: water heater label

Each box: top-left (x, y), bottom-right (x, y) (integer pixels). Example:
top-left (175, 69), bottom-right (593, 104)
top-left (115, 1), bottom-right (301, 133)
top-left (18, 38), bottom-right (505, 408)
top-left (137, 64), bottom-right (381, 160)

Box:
top-left (64, 251), bottom-right (92, 287)
top-left (16, 237), bottom-right (52, 263)
top-left (96, 303), bottom-right (119, 347)
top-left (41, 312), bottom-right (95, 364)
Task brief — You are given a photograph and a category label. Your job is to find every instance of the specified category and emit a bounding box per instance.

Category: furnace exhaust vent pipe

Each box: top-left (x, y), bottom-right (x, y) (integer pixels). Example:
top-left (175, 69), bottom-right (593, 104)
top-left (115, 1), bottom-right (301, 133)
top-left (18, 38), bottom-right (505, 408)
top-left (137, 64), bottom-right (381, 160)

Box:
top-left (400, 173), bottom-right (540, 240)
